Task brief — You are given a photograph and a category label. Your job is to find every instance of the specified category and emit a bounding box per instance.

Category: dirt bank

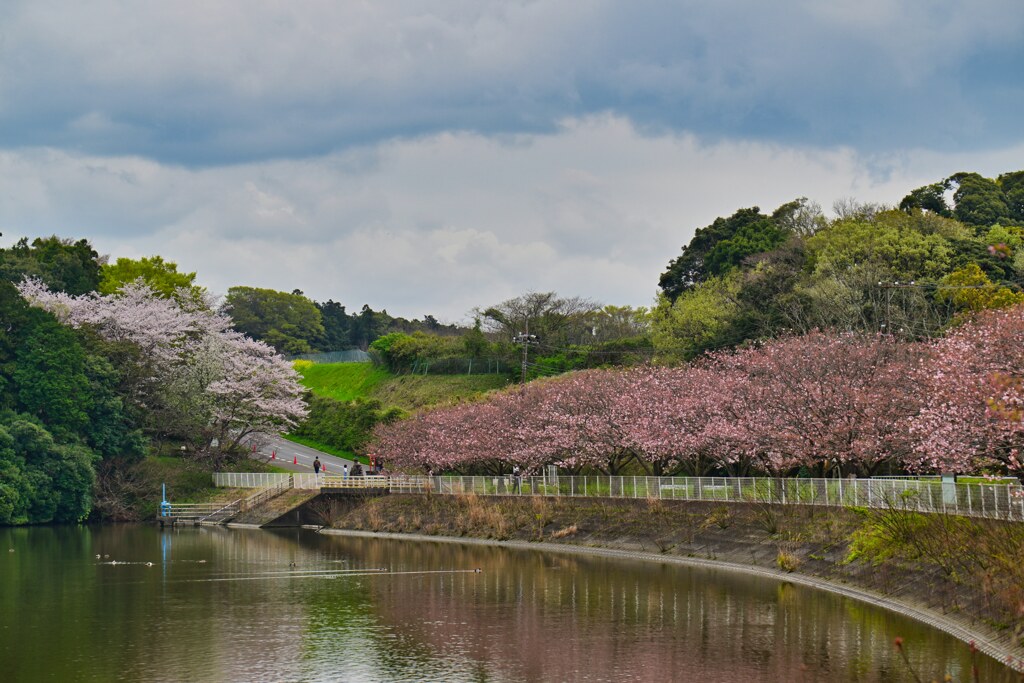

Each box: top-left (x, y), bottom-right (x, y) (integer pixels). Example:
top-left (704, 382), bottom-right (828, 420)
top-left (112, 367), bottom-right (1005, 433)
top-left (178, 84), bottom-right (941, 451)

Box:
top-left (305, 492), bottom-right (1024, 671)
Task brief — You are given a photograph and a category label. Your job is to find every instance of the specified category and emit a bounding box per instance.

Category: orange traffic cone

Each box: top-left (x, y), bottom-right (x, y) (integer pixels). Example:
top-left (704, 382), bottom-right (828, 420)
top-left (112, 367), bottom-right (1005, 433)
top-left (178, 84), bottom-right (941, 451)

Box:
top-left (293, 455), bottom-right (298, 465)
top-left (271, 451), bottom-right (276, 459)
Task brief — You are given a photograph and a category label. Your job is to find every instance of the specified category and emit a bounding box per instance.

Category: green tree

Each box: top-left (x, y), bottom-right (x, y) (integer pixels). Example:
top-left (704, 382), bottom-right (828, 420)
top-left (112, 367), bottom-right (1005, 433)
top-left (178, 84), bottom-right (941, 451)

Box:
top-left (948, 172), bottom-right (1011, 227)
top-left (225, 286), bottom-right (326, 354)
top-left (660, 203), bottom-right (797, 301)
top-left (350, 304), bottom-right (382, 350)
top-left (937, 263), bottom-right (1024, 312)
top-left (293, 395), bottom-right (403, 455)
top-left (99, 255), bottom-right (205, 302)
top-left (0, 415), bottom-right (97, 524)
top-left (462, 319), bottom-right (489, 358)
top-left (899, 182), bottom-right (952, 217)
top-left (651, 273), bottom-right (741, 361)
top-left (0, 236), bottom-right (101, 294)
top-left (316, 300), bottom-right (352, 350)
top-left (806, 211), bottom-right (953, 282)
top-left (13, 317), bottom-right (92, 437)
top-left (998, 170), bottom-right (1024, 223)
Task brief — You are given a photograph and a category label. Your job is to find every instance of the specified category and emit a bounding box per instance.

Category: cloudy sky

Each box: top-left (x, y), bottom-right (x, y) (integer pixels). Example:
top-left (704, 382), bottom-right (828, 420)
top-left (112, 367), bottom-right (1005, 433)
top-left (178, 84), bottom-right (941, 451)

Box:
top-left (2, 1), bottom-right (1023, 322)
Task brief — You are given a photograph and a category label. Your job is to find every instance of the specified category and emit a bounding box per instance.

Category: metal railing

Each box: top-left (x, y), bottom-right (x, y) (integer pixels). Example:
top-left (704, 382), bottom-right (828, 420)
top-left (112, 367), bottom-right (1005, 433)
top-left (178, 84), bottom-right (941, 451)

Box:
top-left (160, 502), bottom-right (236, 521)
top-left (210, 473), bottom-right (1024, 522)
top-left (238, 479), bottom-right (292, 511)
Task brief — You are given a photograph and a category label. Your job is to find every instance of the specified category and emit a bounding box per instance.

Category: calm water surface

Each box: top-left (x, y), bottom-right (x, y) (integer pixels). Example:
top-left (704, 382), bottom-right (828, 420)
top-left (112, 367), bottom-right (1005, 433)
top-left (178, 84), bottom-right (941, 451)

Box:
top-left (0, 525), bottom-right (1017, 682)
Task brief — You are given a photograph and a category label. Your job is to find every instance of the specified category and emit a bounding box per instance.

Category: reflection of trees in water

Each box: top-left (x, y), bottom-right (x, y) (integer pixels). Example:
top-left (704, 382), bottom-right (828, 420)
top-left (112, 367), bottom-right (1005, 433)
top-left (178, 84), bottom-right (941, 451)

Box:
top-left (337, 536), bottom-right (1013, 682)
top-left (4, 528), bottom-right (1017, 682)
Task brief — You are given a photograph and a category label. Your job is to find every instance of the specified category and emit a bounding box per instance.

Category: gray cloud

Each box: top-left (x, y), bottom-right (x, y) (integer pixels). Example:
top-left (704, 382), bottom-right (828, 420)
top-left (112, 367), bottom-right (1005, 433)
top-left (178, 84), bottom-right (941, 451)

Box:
top-left (1, 1), bottom-right (1021, 165)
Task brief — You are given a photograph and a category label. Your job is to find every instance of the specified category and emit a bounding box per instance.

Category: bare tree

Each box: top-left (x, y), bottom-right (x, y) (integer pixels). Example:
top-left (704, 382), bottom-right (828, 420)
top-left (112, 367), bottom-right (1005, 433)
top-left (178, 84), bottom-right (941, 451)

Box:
top-left (475, 292), bottom-right (599, 346)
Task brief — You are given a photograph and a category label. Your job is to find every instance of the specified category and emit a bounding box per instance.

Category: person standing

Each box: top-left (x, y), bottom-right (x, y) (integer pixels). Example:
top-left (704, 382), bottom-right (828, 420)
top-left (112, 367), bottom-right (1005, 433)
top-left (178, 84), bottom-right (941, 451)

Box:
top-left (342, 464), bottom-right (349, 479)
top-left (313, 457), bottom-right (321, 475)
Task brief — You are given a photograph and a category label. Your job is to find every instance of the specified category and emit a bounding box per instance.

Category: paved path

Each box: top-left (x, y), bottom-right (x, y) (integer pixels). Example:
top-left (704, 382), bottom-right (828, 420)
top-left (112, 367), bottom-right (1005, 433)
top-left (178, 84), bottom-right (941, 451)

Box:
top-left (249, 434), bottom-right (355, 475)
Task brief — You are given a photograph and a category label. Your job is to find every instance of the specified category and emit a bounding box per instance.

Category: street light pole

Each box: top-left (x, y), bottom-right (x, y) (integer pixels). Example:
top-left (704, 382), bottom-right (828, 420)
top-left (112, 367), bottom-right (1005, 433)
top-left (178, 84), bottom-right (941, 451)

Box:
top-left (513, 326), bottom-right (538, 384)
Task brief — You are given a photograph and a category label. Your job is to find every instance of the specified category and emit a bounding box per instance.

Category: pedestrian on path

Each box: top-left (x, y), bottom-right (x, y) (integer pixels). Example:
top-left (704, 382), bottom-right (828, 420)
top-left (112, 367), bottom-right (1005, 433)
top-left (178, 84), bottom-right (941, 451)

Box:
top-left (342, 464), bottom-right (349, 479)
top-left (313, 457), bottom-right (321, 474)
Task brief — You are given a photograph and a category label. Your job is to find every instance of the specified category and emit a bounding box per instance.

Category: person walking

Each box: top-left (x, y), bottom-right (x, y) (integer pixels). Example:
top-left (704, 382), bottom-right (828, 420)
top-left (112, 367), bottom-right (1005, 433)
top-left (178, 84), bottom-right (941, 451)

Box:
top-left (342, 464), bottom-right (349, 479)
top-left (313, 457), bottom-right (321, 475)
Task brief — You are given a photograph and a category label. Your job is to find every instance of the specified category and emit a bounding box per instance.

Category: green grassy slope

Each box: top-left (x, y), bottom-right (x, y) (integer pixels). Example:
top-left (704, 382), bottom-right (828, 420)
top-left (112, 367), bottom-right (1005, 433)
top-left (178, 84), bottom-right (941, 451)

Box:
top-left (296, 363), bottom-right (392, 402)
top-left (291, 362), bottom-right (511, 460)
top-left (296, 362), bottom-right (511, 409)
top-left (368, 373), bottom-right (511, 410)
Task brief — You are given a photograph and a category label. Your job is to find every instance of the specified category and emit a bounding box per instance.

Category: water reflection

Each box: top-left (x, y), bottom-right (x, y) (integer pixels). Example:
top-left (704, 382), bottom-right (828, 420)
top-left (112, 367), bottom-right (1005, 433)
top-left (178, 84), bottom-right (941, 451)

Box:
top-left (0, 525), bottom-right (1017, 682)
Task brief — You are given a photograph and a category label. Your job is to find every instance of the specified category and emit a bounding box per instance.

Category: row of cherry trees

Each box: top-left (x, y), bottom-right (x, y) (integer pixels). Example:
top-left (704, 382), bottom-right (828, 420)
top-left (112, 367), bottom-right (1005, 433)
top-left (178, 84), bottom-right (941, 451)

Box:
top-left (374, 306), bottom-right (1024, 479)
top-left (17, 279), bottom-right (308, 461)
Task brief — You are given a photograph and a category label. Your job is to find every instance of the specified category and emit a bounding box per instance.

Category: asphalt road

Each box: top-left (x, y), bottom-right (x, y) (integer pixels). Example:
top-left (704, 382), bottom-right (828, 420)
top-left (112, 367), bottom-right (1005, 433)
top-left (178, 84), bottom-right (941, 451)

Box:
top-left (248, 433), bottom-right (356, 475)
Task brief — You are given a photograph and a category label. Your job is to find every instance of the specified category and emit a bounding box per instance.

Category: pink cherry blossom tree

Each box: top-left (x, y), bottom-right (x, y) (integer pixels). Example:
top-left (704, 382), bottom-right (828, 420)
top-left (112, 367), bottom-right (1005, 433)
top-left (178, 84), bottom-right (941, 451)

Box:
top-left (707, 332), bottom-right (923, 476)
top-left (910, 304), bottom-right (1024, 478)
top-left (17, 278), bottom-right (307, 461)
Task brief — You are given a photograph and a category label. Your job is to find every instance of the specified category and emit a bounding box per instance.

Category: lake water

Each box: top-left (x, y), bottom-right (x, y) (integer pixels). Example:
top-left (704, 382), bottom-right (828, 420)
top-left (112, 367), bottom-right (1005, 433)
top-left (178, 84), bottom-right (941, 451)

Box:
top-left (1, 525), bottom-right (1017, 682)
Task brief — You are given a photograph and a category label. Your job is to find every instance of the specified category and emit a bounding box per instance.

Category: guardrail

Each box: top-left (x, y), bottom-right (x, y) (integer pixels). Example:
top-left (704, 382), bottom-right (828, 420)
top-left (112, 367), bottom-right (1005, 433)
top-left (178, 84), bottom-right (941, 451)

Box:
top-left (210, 473), bottom-right (1024, 522)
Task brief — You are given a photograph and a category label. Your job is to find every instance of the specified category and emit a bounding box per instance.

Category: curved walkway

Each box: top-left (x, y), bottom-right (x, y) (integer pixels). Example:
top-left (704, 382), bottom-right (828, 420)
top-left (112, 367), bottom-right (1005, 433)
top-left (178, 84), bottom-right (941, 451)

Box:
top-left (310, 526), bottom-right (1024, 673)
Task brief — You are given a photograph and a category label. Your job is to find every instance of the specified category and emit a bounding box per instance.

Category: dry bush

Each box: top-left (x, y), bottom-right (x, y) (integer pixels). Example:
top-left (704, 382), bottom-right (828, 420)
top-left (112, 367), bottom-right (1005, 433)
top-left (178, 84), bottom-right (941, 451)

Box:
top-left (307, 497), bottom-right (348, 527)
top-left (462, 493), bottom-right (511, 539)
top-left (551, 524), bottom-right (578, 539)
top-left (776, 549), bottom-right (801, 573)
top-left (701, 504), bottom-right (733, 530)
top-left (365, 502), bottom-right (385, 531)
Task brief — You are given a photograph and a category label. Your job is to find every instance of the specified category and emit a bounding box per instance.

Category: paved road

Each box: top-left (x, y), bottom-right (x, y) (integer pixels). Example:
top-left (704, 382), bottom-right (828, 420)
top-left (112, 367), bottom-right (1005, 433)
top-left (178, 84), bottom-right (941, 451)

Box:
top-left (248, 434), bottom-right (356, 475)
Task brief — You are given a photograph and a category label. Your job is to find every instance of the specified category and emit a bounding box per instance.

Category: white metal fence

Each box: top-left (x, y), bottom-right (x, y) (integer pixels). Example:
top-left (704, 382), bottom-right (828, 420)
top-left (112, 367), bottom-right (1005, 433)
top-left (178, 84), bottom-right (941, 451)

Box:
top-left (213, 472), bottom-right (292, 488)
top-left (210, 473), bottom-right (1024, 522)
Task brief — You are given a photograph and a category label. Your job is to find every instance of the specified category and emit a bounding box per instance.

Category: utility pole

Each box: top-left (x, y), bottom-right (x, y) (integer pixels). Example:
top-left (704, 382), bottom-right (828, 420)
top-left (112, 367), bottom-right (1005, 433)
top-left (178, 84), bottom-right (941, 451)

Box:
top-left (513, 324), bottom-right (538, 384)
